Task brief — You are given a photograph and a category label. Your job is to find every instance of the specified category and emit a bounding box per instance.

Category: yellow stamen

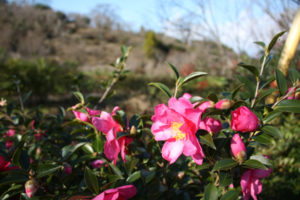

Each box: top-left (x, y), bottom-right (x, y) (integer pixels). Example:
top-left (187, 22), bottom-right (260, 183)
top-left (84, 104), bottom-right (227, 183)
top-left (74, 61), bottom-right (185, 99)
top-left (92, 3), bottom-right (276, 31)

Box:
top-left (171, 122), bottom-right (186, 140)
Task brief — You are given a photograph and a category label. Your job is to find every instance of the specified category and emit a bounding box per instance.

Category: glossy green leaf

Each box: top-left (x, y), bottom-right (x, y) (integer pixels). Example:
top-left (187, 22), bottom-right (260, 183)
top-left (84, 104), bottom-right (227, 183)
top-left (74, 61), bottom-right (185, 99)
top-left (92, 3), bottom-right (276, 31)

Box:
top-left (84, 167), bottom-right (99, 194)
top-left (0, 174), bottom-right (28, 187)
top-left (267, 31), bottom-right (286, 52)
top-left (200, 134), bottom-right (216, 150)
top-left (250, 155), bottom-right (272, 167)
top-left (237, 75), bottom-right (255, 98)
top-left (220, 190), bottom-right (240, 200)
top-left (148, 82), bottom-right (172, 98)
top-left (167, 63), bottom-right (180, 80)
top-left (82, 143), bottom-right (94, 154)
top-left (62, 142), bottom-right (86, 160)
top-left (254, 133), bottom-right (272, 145)
top-left (37, 164), bottom-right (62, 178)
top-left (219, 172), bottom-right (232, 187)
top-left (73, 91), bottom-right (84, 104)
top-left (289, 68), bottom-right (300, 83)
top-left (109, 163), bottom-right (124, 179)
top-left (213, 159), bottom-right (237, 171)
top-left (254, 41), bottom-right (265, 49)
top-left (207, 93), bottom-right (218, 102)
top-left (204, 183), bottom-right (218, 200)
top-left (231, 84), bottom-right (244, 99)
top-left (275, 69), bottom-right (287, 95)
top-left (274, 100), bottom-right (300, 113)
top-left (238, 63), bottom-right (259, 77)
top-left (263, 111), bottom-right (281, 123)
top-left (262, 125), bottom-right (282, 139)
top-left (180, 71), bottom-right (208, 86)
top-left (126, 171), bottom-right (141, 183)
top-left (242, 159), bottom-right (268, 170)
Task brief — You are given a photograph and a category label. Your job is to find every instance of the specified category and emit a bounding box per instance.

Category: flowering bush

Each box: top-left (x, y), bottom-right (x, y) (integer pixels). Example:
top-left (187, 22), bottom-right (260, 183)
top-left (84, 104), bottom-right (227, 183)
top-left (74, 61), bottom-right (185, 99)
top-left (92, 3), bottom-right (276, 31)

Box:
top-left (0, 33), bottom-right (300, 200)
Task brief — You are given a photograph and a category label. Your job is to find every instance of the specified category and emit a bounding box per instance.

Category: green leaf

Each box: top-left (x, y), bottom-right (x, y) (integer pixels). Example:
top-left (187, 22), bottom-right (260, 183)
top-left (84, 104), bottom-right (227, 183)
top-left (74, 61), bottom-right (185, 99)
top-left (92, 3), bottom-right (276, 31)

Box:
top-left (0, 174), bottom-right (28, 187)
top-left (37, 164), bottom-right (62, 178)
top-left (199, 134), bottom-right (216, 150)
top-left (238, 63), bottom-right (259, 77)
top-left (73, 91), bottom-right (84, 104)
top-left (180, 71), bottom-right (208, 86)
top-left (231, 84), bottom-right (244, 99)
top-left (22, 90), bottom-right (32, 104)
top-left (62, 142), bottom-right (86, 161)
top-left (207, 93), bottom-right (218, 103)
top-left (148, 82), bottom-right (172, 98)
top-left (275, 69), bottom-right (287, 95)
top-left (267, 31), bottom-right (286, 52)
top-left (121, 45), bottom-right (129, 56)
top-left (204, 183), bottom-right (218, 200)
top-left (254, 133), bottom-right (272, 145)
top-left (289, 68), bottom-right (300, 83)
top-left (256, 88), bottom-right (276, 104)
top-left (254, 41), bottom-right (265, 49)
top-left (242, 159), bottom-right (268, 170)
top-left (237, 75), bottom-right (255, 98)
top-left (260, 76), bottom-right (275, 90)
top-left (93, 134), bottom-right (104, 153)
top-left (263, 111), bottom-right (281, 123)
top-left (84, 167), bottom-right (99, 194)
top-left (261, 125), bottom-right (282, 139)
top-left (189, 96), bottom-right (205, 104)
top-left (220, 190), bottom-right (240, 200)
top-left (275, 100), bottom-right (300, 113)
top-left (126, 171), bottom-right (141, 183)
top-left (109, 163), bottom-right (124, 179)
top-left (250, 155), bottom-right (272, 167)
top-left (219, 172), bottom-right (233, 187)
top-left (213, 159), bottom-right (237, 171)
top-left (82, 143), bottom-right (94, 154)
top-left (167, 63), bottom-right (180, 80)
top-left (201, 108), bottom-right (223, 119)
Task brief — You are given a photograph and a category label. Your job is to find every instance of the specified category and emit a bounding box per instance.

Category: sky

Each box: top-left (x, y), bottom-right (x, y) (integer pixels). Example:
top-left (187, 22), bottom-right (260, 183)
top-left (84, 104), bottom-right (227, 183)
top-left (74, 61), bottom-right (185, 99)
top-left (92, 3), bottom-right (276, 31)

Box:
top-left (34, 0), bottom-right (297, 56)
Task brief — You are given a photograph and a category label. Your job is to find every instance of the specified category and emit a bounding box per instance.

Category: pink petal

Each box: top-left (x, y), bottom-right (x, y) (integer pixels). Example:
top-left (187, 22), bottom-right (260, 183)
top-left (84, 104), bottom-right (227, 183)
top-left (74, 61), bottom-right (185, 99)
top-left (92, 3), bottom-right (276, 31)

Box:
top-left (189, 134), bottom-right (204, 165)
top-left (168, 97), bottom-right (193, 117)
top-left (117, 185), bottom-right (137, 199)
top-left (162, 140), bottom-right (184, 164)
top-left (241, 170), bottom-right (252, 200)
top-left (151, 121), bottom-right (174, 141)
top-left (182, 93), bottom-right (192, 99)
top-left (253, 168), bottom-right (272, 179)
top-left (250, 178), bottom-right (262, 200)
top-left (104, 140), bottom-right (120, 165)
top-left (112, 106), bottom-right (120, 115)
top-left (231, 134), bottom-right (246, 159)
top-left (73, 110), bottom-right (90, 123)
top-left (86, 107), bottom-right (100, 116)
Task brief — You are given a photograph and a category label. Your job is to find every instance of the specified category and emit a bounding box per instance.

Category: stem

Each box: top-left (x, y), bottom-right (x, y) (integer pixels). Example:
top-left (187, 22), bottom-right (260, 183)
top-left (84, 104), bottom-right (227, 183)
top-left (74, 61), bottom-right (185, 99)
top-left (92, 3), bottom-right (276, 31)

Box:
top-left (174, 84), bottom-right (178, 98)
top-left (271, 84), bottom-right (299, 109)
top-left (98, 77), bottom-right (119, 104)
top-left (16, 82), bottom-right (24, 114)
top-left (251, 54), bottom-right (268, 108)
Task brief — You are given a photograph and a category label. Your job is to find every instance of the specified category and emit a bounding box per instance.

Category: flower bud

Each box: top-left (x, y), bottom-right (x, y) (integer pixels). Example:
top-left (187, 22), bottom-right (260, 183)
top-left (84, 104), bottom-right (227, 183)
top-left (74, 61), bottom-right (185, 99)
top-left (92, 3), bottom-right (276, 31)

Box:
top-left (130, 126), bottom-right (136, 135)
top-left (215, 99), bottom-right (231, 110)
top-left (231, 134), bottom-right (246, 163)
top-left (231, 106), bottom-right (260, 133)
top-left (90, 159), bottom-right (105, 169)
top-left (199, 117), bottom-right (222, 134)
top-left (64, 163), bottom-right (72, 174)
top-left (25, 179), bottom-right (38, 198)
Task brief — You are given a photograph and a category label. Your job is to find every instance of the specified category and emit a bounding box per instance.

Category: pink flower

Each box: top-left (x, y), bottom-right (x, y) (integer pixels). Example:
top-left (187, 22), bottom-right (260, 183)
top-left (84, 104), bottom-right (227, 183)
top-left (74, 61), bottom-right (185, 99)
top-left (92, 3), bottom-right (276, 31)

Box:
top-left (92, 106), bottom-right (132, 164)
top-left (91, 159), bottom-right (105, 168)
top-left (286, 87), bottom-right (297, 100)
top-left (231, 134), bottom-right (246, 163)
top-left (5, 129), bottom-right (16, 137)
top-left (92, 185), bottom-right (137, 200)
top-left (231, 106), bottom-right (260, 133)
top-left (215, 99), bottom-right (231, 110)
top-left (197, 101), bottom-right (214, 112)
top-left (151, 94), bottom-right (205, 165)
top-left (241, 167), bottom-right (272, 200)
top-left (86, 107), bottom-right (100, 116)
top-left (64, 163), bottom-right (72, 174)
top-left (199, 117), bottom-right (222, 134)
top-left (31, 120), bottom-right (46, 141)
top-left (0, 155), bottom-right (17, 172)
top-left (5, 140), bottom-right (14, 150)
top-left (25, 179), bottom-right (38, 198)
top-left (72, 106), bottom-right (101, 123)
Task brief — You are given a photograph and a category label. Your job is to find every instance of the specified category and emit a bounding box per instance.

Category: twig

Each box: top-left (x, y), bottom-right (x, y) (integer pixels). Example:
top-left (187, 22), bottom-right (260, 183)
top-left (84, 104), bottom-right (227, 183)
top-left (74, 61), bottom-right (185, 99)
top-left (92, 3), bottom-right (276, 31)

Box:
top-left (16, 81), bottom-right (24, 115)
top-left (98, 77), bottom-right (119, 104)
top-left (251, 54), bottom-right (268, 108)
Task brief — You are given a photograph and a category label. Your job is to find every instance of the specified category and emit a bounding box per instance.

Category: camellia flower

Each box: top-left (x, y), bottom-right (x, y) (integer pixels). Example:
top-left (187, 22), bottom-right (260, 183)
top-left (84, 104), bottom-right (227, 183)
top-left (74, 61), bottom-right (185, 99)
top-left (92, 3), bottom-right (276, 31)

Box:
top-left (5, 129), bottom-right (16, 137)
top-left (25, 179), bottom-right (39, 198)
top-left (231, 106), bottom-right (260, 133)
top-left (151, 94), bottom-right (204, 165)
top-left (241, 167), bottom-right (272, 200)
top-left (91, 159), bottom-right (105, 168)
top-left (92, 106), bottom-right (132, 164)
top-left (72, 106), bottom-right (100, 123)
top-left (199, 117), bottom-right (222, 134)
top-left (0, 155), bottom-right (18, 172)
top-left (286, 87), bottom-right (300, 100)
top-left (215, 99), bottom-right (231, 110)
top-left (64, 163), bottom-right (72, 174)
top-left (231, 134), bottom-right (246, 163)
top-left (92, 185), bottom-right (137, 200)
